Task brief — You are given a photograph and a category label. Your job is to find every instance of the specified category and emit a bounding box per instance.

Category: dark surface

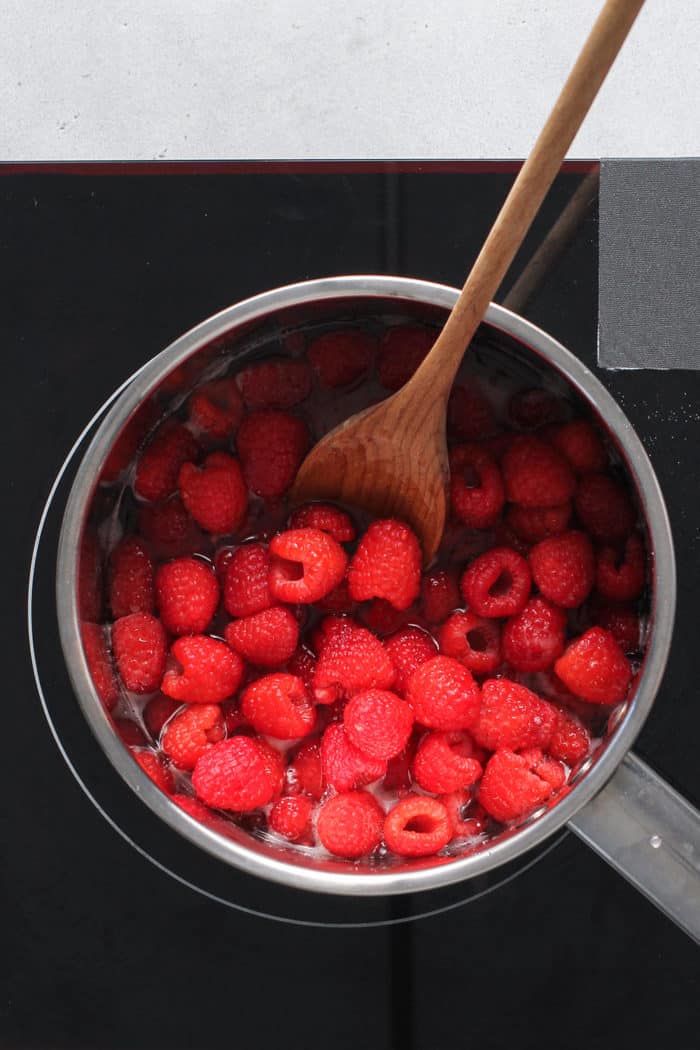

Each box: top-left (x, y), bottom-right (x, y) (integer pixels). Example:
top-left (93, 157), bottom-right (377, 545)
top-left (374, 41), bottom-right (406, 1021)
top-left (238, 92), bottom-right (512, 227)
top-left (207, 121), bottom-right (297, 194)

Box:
top-left (1, 164), bottom-right (698, 1050)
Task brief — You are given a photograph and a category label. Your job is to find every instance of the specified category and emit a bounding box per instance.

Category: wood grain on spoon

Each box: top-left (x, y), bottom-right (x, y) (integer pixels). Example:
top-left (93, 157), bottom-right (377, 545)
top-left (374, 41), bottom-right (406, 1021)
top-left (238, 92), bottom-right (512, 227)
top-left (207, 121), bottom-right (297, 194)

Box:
top-left (292, 0), bottom-right (645, 562)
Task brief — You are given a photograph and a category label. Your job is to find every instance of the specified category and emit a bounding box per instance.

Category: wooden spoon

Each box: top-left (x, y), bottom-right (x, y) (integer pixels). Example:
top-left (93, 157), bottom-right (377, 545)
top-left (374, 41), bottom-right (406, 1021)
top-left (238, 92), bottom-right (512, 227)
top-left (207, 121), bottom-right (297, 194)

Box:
top-left (292, 0), bottom-right (645, 561)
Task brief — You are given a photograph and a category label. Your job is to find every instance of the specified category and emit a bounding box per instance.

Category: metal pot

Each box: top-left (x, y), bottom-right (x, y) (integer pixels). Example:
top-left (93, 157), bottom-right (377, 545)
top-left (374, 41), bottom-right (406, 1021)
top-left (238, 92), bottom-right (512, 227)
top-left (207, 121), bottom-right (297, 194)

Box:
top-left (56, 276), bottom-right (700, 941)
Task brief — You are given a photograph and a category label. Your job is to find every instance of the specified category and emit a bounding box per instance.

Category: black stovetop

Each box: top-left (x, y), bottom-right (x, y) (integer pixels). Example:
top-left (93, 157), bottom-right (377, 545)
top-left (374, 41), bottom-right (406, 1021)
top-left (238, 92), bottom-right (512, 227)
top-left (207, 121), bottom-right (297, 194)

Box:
top-left (3, 163), bottom-right (698, 1050)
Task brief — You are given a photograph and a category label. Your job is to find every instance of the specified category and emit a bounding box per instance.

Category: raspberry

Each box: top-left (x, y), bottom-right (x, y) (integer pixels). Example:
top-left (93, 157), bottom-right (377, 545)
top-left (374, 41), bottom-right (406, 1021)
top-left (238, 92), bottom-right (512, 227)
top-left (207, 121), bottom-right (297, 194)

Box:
top-left (437, 611), bottom-right (501, 675)
top-left (161, 635), bottom-right (244, 704)
top-left (348, 520), bottom-right (421, 611)
top-left (440, 791), bottom-right (488, 838)
top-left (223, 543), bottom-right (273, 617)
top-left (506, 503), bottom-right (572, 544)
top-left (162, 703), bottom-right (225, 770)
top-left (321, 723), bottom-right (387, 791)
top-left (288, 738), bottom-right (324, 799)
top-left (221, 698), bottom-right (247, 734)
top-left (529, 531), bottom-right (594, 609)
top-left (78, 530), bottom-right (103, 622)
top-left (383, 795), bottom-right (451, 857)
top-left (405, 656), bottom-right (480, 731)
top-left (574, 473), bottom-right (635, 542)
top-left (377, 325), bottom-right (434, 391)
top-left (269, 795), bottom-right (314, 842)
top-left (81, 623), bottom-right (118, 709)
top-left (269, 528), bottom-right (348, 604)
top-left (383, 740), bottom-right (417, 791)
top-left (288, 503), bottom-right (356, 543)
top-left (595, 603), bottom-right (641, 652)
top-left (502, 435), bottom-right (575, 508)
top-left (479, 750), bottom-right (555, 823)
top-left (460, 547), bottom-right (532, 618)
top-left (596, 533), bottom-right (645, 602)
top-left (237, 410), bottom-right (309, 498)
top-left (518, 748), bottom-right (567, 790)
top-left (238, 357), bottom-right (312, 410)
top-left (508, 388), bottom-right (566, 430)
top-left (547, 709), bottom-right (591, 765)
top-left (100, 400), bottom-right (159, 484)
top-left (448, 444), bottom-right (504, 529)
top-left (115, 718), bottom-right (148, 747)
top-left (447, 383), bottom-right (497, 442)
top-left (412, 732), bottom-right (482, 794)
top-left (552, 420), bottom-right (607, 474)
top-left (240, 673), bottom-right (315, 739)
top-left (307, 329), bottom-right (375, 387)
top-left (501, 597), bottom-right (567, 672)
top-left (361, 598), bottom-right (410, 637)
top-left (132, 749), bottom-right (175, 794)
top-left (188, 378), bottom-right (244, 440)
top-left (178, 452), bottom-right (247, 534)
top-left (143, 694), bottom-right (180, 738)
top-left (419, 570), bottom-right (460, 625)
top-left (135, 421), bottom-right (200, 502)
top-left (385, 626), bottom-right (438, 693)
top-left (554, 627), bottom-right (632, 705)
top-left (156, 356), bottom-right (204, 397)
top-left (344, 689), bottom-right (414, 760)
top-left (192, 735), bottom-right (283, 811)
top-left (112, 613), bottom-right (167, 694)
top-left (225, 607), bottom-right (299, 668)
top-left (172, 794), bottom-right (234, 835)
top-left (317, 791), bottom-right (384, 859)
top-left (472, 679), bottom-right (556, 751)
top-left (155, 557), bottom-right (220, 635)
top-left (108, 537), bottom-right (155, 618)
top-left (313, 622), bottom-right (396, 703)
top-left (137, 497), bottom-right (198, 555)
top-left (317, 580), bottom-right (355, 614)
top-left (286, 646), bottom-right (317, 692)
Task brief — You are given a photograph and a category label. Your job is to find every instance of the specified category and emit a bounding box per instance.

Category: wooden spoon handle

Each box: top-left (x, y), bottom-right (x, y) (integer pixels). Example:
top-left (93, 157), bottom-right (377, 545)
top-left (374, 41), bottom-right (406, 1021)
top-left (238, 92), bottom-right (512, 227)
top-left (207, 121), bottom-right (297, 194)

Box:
top-left (410, 0), bottom-right (645, 396)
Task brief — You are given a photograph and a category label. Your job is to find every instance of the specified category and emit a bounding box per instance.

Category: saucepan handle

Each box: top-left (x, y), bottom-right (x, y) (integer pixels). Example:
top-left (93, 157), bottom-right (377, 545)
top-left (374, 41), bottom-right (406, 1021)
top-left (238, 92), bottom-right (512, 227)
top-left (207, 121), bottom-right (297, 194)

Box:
top-left (567, 751), bottom-right (700, 944)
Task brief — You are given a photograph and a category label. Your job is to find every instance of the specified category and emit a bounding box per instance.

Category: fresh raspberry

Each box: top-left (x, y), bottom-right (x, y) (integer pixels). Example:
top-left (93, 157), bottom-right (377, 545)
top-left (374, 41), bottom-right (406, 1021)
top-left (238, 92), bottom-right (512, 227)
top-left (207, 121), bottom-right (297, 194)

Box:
top-left (172, 794), bottom-right (234, 835)
top-left (595, 603), bottom-right (641, 652)
top-left (384, 627), bottom-right (438, 693)
top-left (506, 503), bottom-right (572, 544)
top-left (307, 329), bottom-right (375, 387)
top-left (313, 622), bottom-right (396, 703)
top-left (137, 497), bottom-right (198, 556)
top-left (501, 597), bottom-right (567, 672)
top-left (479, 749), bottom-right (555, 823)
top-left (156, 356), bottom-right (205, 397)
top-left (405, 656), bottom-right (480, 731)
top-left (547, 709), bottom-right (591, 765)
top-left (238, 357), bottom-right (312, 410)
top-left (460, 547), bottom-right (532, 618)
top-left (449, 444), bottom-right (505, 528)
top-left (108, 537), bottom-right (155, 618)
top-left (78, 530), bottom-right (103, 622)
top-left (237, 410), bottom-right (309, 498)
top-left (311, 614), bottom-right (355, 655)
top-left (383, 795), bottom-right (452, 857)
top-left (288, 503), bottom-right (356, 543)
top-left (517, 748), bottom-right (567, 790)
top-left (162, 703), bottom-right (225, 770)
top-left (225, 607), bottom-right (299, 668)
top-left (132, 749), bottom-right (175, 794)
top-left (240, 673), bottom-right (315, 739)
top-left (440, 791), bottom-right (488, 838)
top-left (472, 678), bottom-right (556, 751)
top-left (223, 543), bottom-right (273, 618)
top-left (348, 519), bottom-right (421, 611)
top-left (529, 531), bottom-right (594, 609)
top-left (552, 420), bottom-right (607, 474)
top-left (419, 570), bottom-right (460, 625)
top-left (188, 378), bottom-right (244, 440)
top-left (321, 723), bottom-right (387, 791)
top-left (288, 737), bottom-right (324, 800)
top-left (155, 557), bottom-right (220, 635)
top-left (161, 635), bottom-right (244, 704)
top-left (502, 435), bottom-right (575, 508)
top-left (483, 431), bottom-right (516, 462)
top-left (269, 795), bottom-right (314, 842)
top-left (286, 646), bottom-right (317, 692)
top-left (447, 383), bottom-right (497, 441)
top-left (574, 473), bottom-right (635, 542)
top-left (81, 623), bottom-right (118, 709)
top-left (269, 528), bottom-right (348, 604)
top-left (343, 689), bottom-right (414, 760)
top-left (134, 421), bottom-right (200, 502)
top-left (508, 388), bottom-right (566, 430)
top-left (377, 325), bottom-right (434, 390)
top-left (554, 627), bottom-right (632, 705)
top-left (112, 613), bottom-right (168, 694)
top-left (221, 698), bottom-right (247, 735)
top-left (115, 718), bottom-right (147, 747)
top-left (361, 598), bottom-right (411, 637)
top-left (317, 579), bottom-right (355, 614)
top-left (192, 735), bottom-right (283, 811)
top-left (178, 452), bottom-right (247, 534)
top-left (437, 611), bottom-right (501, 675)
top-left (383, 739), bottom-right (417, 791)
top-left (492, 519), bottom-right (530, 557)
top-left (596, 533), bottom-right (645, 602)
top-left (412, 732), bottom-right (482, 794)
top-left (317, 790), bottom-right (384, 859)
top-left (143, 694), bottom-right (180, 738)
top-left (100, 401), bottom-right (159, 484)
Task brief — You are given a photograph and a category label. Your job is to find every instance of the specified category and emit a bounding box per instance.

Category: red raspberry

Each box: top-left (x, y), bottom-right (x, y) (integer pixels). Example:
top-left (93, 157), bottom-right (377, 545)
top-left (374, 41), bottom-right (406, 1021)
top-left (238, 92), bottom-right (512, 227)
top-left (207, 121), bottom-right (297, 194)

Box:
top-left (240, 673), bottom-right (315, 739)
top-left (502, 597), bottom-right (567, 672)
top-left (460, 547), bottom-right (532, 618)
top-left (479, 749), bottom-right (555, 822)
top-left (100, 400), bottom-right (159, 484)
top-left (552, 420), bottom-right (607, 474)
top-left (237, 410), bottom-right (309, 498)
top-left (384, 627), bottom-right (438, 693)
top-left (81, 623), bottom-right (118, 709)
top-left (412, 732), bottom-right (482, 794)
top-left (472, 678), bottom-right (556, 751)
top-left (269, 528), bottom-right (348, 604)
top-left (307, 329), bottom-right (375, 387)
top-left (405, 656), bottom-right (480, 731)
top-left (361, 598), bottom-right (411, 637)
top-left (529, 530), bottom-right (594, 608)
top-left (595, 603), bottom-right (641, 652)
top-left (313, 622), bottom-right (396, 703)
top-left (288, 738), bottom-right (324, 800)
top-left (286, 646), bottom-right (317, 692)
top-left (143, 694), bottom-right (180, 738)
top-left (383, 739), bottom-right (417, 791)
top-left (437, 611), bottom-right (501, 675)
top-left (221, 698), bottom-right (247, 734)
top-left (518, 748), bottom-right (567, 790)
top-left (135, 422), bottom-right (200, 503)
top-left (377, 325), bottom-right (434, 391)
top-left (596, 533), bottom-right (645, 602)
top-left (343, 689), bottom-right (414, 760)
top-left (188, 378), bottom-right (244, 440)
top-left (157, 356), bottom-right (205, 397)
top-left (502, 435), bottom-right (575, 508)
top-left (449, 444), bottom-right (505, 529)
top-left (269, 795), bottom-right (314, 842)
top-left (224, 607), bottom-right (299, 668)
top-left (554, 627), bottom-right (632, 705)
top-left (172, 794), bottom-right (234, 835)
top-left (161, 703), bottom-right (225, 770)
top-left (574, 473), bottom-right (635, 542)
top-left (155, 557), bottom-right (220, 635)
top-left (288, 503), bottom-right (356, 543)
top-left (317, 579), bottom-right (355, 614)
top-left (317, 790), bottom-right (384, 859)
top-left (112, 613), bottom-right (167, 694)
top-left (384, 795), bottom-right (452, 857)
top-left (447, 383), bottom-right (497, 441)
top-left (238, 358), bottom-right (312, 410)
top-left (178, 452), bottom-right (247, 534)
top-left (132, 749), bottom-right (175, 794)
top-left (161, 635), bottom-right (244, 704)
top-left (506, 502), bottom-right (572, 544)
top-left (115, 718), bottom-right (148, 747)
top-left (321, 723), bottom-right (387, 791)
top-left (508, 388), bottom-right (566, 430)
top-left (419, 570), bottom-right (460, 625)
top-left (137, 497), bottom-right (198, 556)
top-left (108, 537), bottom-right (155, 618)
top-left (547, 708), bottom-right (591, 765)
top-left (223, 543), bottom-right (273, 618)
top-left (192, 735), bottom-right (283, 811)
top-left (348, 519), bottom-right (421, 611)
top-left (440, 791), bottom-right (488, 839)
top-left (78, 530), bottom-right (103, 622)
